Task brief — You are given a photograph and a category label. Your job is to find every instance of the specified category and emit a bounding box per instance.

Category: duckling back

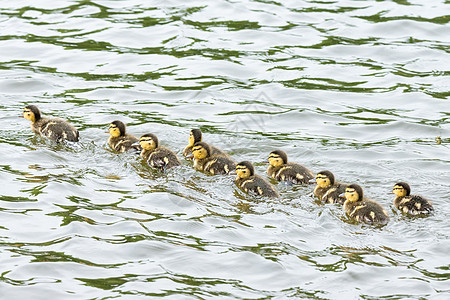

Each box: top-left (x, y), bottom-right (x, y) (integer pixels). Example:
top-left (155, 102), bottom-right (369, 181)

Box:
top-left (35, 117), bottom-right (79, 142)
top-left (314, 183), bottom-right (347, 204)
top-left (202, 156), bottom-right (235, 175)
top-left (236, 175), bottom-right (279, 198)
top-left (108, 135), bottom-right (139, 152)
top-left (268, 162), bottom-right (314, 184)
top-left (147, 147), bottom-right (181, 171)
top-left (394, 195), bottom-right (434, 216)
top-left (344, 200), bottom-right (389, 226)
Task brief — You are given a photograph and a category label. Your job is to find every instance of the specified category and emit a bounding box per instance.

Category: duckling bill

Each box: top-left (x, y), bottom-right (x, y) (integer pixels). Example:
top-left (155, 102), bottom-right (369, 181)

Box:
top-left (22, 105), bottom-right (79, 142)
top-left (342, 184), bottom-right (389, 226)
top-left (267, 150), bottom-right (314, 184)
top-left (313, 170), bottom-right (346, 204)
top-left (392, 182), bottom-right (433, 216)
top-left (107, 120), bottom-right (139, 152)
top-left (138, 133), bottom-right (181, 171)
top-left (190, 142), bottom-right (235, 175)
top-left (235, 161), bottom-right (279, 198)
top-left (183, 128), bottom-right (229, 160)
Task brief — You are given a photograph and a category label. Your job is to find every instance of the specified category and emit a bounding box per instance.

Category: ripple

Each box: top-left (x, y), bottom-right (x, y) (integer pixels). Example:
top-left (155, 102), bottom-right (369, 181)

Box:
top-left (0, 0), bottom-right (449, 298)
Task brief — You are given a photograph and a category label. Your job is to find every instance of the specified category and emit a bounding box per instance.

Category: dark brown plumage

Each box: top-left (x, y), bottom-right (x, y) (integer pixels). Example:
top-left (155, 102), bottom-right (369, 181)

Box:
top-left (107, 120), bottom-right (139, 152)
top-left (139, 133), bottom-right (181, 171)
top-left (22, 105), bottom-right (79, 142)
top-left (235, 161), bottom-right (279, 198)
top-left (313, 170), bottom-right (346, 204)
top-left (343, 184), bottom-right (389, 226)
top-left (191, 142), bottom-right (235, 175)
top-left (267, 150), bottom-right (314, 184)
top-left (393, 182), bottom-right (433, 216)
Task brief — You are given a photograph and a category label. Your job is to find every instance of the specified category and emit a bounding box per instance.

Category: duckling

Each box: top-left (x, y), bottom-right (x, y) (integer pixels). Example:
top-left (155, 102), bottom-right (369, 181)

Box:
top-left (235, 161), bottom-right (279, 198)
top-left (107, 120), bottom-right (139, 152)
top-left (190, 142), bottom-right (235, 175)
top-left (313, 170), bottom-right (347, 204)
top-left (435, 136), bottom-right (442, 145)
top-left (183, 128), bottom-right (229, 160)
top-left (342, 184), bottom-right (389, 226)
top-left (267, 150), bottom-right (314, 184)
top-left (392, 182), bottom-right (434, 216)
top-left (138, 133), bottom-right (181, 171)
top-left (22, 105), bottom-right (79, 142)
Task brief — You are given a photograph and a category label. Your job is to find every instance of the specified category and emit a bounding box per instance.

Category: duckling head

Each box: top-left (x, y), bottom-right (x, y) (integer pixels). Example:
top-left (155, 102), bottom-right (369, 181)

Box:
top-left (268, 150), bottom-right (288, 167)
top-left (345, 184), bottom-right (363, 202)
top-left (315, 170), bottom-right (335, 188)
top-left (235, 161), bottom-right (255, 179)
top-left (189, 129), bottom-right (203, 146)
top-left (393, 182), bottom-right (410, 197)
top-left (109, 120), bottom-right (126, 137)
top-left (192, 142), bottom-right (211, 160)
top-left (23, 105), bottom-right (41, 122)
top-left (139, 133), bottom-right (158, 151)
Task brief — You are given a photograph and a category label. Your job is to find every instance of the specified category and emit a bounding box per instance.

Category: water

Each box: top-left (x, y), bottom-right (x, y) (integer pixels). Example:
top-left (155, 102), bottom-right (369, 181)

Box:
top-left (1, 0), bottom-right (449, 298)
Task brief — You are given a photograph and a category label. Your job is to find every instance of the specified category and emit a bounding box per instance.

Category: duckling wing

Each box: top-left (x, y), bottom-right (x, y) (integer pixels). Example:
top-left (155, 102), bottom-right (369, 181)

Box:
top-left (182, 145), bottom-right (193, 159)
top-left (396, 195), bottom-right (434, 216)
top-left (109, 135), bottom-right (139, 152)
top-left (203, 156), bottom-right (236, 175)
top-left (210, 145), bottom-right (229, 157)
top-left (323, 183), bottom-right (347, 204)
top-left (314, 185), bottom-right (331, 200)
top-left (39, 118), bottom-right (79, 142)
top-left (274, 163), bottom-right (314, 184)
top-left (240, 176), bottom-right (279, 198)
top-left (148, 148), bottom-right (181, 171)
top-left (349, 201), bottom-right (389, 225)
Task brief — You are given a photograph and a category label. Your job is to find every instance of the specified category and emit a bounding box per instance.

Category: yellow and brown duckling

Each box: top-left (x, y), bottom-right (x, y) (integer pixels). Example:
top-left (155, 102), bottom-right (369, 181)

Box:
top-left (22, 105), bottom-right (79, 142)
top-left (342, 184), bottom-right (389, 226)
top-left (267, 150), bottom-right (314, 184)
top-left (138, 133), bottom-right (181, 171)
top-left (107, 120), bottom-right (139, 152)
top-left (313, 170), bottom-right (347, 204)
top-left (392, 182), bottom-right (434, 216)
top-left (189, 141), bottom-right (235, 175)
top-left (235, 161), bottom-right (279, 198)
top-left (183, 128), bottom-right (229, 160)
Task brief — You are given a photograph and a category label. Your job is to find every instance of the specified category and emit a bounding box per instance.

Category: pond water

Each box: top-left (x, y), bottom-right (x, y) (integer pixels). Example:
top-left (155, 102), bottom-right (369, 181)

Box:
top-left (0, 0), bottom-right (449, 298)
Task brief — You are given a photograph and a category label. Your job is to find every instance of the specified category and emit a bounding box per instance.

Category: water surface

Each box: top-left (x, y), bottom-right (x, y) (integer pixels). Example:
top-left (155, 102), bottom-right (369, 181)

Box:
top-left (1, 0), bottom-right (449, 298)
